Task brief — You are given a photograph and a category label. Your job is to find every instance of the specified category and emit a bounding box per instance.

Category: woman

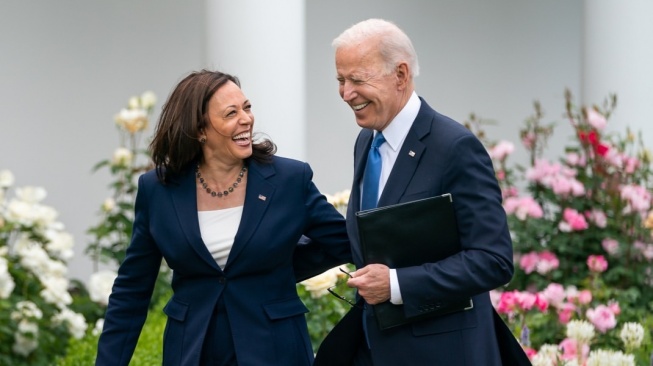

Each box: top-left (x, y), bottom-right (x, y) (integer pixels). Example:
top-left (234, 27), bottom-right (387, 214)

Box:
top-left (95, 70), bottom-right (351, 366)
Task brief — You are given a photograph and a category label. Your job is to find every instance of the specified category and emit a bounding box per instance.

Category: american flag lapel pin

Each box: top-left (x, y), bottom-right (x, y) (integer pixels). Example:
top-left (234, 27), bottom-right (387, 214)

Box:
top-left (258, 194), bottom-right (267, 201)
top-left (408, 150), bottom-right (416, 157)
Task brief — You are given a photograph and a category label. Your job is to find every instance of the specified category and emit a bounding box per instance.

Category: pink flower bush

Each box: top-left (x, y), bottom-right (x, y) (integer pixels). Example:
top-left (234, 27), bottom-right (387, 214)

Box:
top-left (468, 91), bottom-right (653, 364)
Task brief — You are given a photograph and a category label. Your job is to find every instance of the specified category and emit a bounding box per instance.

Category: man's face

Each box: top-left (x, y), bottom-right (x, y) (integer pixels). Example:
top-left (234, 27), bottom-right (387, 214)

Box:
top-left (335, 40), bottom-right (403, 131)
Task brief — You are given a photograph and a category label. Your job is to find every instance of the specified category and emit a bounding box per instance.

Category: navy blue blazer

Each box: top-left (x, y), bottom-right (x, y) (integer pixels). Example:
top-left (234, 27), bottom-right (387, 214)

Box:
top-left (346, 98), bottom-right (515, 365)
top-left (96, 156), bottom-right (351, 366)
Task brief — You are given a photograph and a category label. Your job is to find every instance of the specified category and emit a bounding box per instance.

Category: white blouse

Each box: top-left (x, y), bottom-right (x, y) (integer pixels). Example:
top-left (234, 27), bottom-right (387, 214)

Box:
top-left (197, 206), bottom-right (243, 269)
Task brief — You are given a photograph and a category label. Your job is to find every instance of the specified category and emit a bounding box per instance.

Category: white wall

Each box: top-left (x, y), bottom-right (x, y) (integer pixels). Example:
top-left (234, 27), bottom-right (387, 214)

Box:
top-left (0, 0), bottom-right (206, 281)
top-left (8, 0), bottom-right (643, 285)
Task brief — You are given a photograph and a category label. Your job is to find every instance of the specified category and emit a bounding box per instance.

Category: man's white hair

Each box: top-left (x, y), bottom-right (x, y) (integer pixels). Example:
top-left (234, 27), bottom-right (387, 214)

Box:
top-left (332, 18), bottom-right (420, 77)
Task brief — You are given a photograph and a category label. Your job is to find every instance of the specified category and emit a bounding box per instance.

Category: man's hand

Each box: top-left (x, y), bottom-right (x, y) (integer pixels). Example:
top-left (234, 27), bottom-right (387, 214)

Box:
top-left (347, 263), bottom-right (390, 304)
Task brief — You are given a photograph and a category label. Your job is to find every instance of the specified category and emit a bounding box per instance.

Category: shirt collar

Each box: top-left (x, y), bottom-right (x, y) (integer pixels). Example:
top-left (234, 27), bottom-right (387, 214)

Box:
top-left (379, 91), bottom-right (421, 152)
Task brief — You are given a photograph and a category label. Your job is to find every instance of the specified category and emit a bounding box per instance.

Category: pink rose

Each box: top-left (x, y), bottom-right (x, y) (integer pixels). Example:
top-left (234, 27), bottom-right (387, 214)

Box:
top-left (534, 294), bottom-right (549, 312)
top-left (587, 255), bottom-right (608, 273)
top-left (516, 291), bottom-right (537, 311)
top-left (577, 290), bottom-right (593, 305)
top-left (586, 108), bottom-right (607, 130)
top-left (607, 300), bottom-right (621, 316)
top-left (601, 238), bottom-right (619, 255)
top-left (497, 291), bottom-right (519, 315)
top-left (557, 303), bottom-right (576, 324)
top-left (541, 283), bottom-right (566, 307)
top-left (559, 338), bottom-right (589, 361)
top-left (490, 141), bottom-right (515, 161)
top-left (559, 208), bottom-right (589, 232)
top-left (519, 252), bottom-right (539, 274)
top-left (536, 251), bottom-right (559, 275)
top-left (522, 132), bottom-right (535, 149)
top-left (586, 305), bottom-right (617, 333)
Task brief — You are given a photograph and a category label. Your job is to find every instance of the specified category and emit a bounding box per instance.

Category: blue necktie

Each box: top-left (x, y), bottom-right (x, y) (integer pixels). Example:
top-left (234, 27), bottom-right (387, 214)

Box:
top-left (361, 132), bottom-right (385, 210)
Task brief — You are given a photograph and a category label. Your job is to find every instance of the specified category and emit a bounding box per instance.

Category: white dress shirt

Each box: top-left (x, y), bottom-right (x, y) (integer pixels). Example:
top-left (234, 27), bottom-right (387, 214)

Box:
top-left (363, 91), bottom-right (421, 305)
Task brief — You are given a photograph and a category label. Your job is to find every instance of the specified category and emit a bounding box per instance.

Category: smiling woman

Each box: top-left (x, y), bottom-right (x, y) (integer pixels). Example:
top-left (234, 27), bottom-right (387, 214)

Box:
top-left (95, 69), bottom-right (352, 366)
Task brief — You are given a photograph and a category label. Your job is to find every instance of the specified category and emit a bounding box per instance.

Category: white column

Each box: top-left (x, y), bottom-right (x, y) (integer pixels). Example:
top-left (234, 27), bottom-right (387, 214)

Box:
top-left (583, 0), bottom-right (653, 145)
top-left (205, 0), bottom-right (306, 160)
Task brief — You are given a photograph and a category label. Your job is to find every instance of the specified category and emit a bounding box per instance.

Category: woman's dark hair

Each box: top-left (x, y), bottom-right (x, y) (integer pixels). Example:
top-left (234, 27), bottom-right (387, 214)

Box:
top-left (149, 69), bottom-right (276, 183)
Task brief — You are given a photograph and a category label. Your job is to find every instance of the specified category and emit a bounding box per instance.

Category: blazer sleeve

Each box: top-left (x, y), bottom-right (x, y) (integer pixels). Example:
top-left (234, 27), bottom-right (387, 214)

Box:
top-left (293, 162), bottom-right (352, 282)
top-left (397, 133), bottom-right (514, 318)
top-left (96, 174), bottom-right (163, 366)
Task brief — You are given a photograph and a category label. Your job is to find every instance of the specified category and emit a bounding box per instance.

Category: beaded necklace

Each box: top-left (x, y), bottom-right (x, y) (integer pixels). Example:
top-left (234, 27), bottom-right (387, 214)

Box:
top-left (196, 164), bottom-right (247, 198)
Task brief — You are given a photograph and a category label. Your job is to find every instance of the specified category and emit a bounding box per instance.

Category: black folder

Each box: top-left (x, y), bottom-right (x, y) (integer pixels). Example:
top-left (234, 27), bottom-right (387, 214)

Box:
top-left (355, 193), bottom-right (473, 330)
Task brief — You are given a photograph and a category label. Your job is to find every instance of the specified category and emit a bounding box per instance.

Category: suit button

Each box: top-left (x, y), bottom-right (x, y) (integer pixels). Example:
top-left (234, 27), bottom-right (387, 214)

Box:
top-left (218, 277), bottom-right (226, 284)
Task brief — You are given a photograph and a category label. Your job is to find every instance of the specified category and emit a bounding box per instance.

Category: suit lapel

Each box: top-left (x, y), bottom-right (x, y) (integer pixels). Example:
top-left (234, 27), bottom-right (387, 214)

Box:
top-left (170, 167), bottom-right (221, 271)
top-left (377, 98), bottom-right (433, 207)
top-left (224, 160), bottom-right (275, 270)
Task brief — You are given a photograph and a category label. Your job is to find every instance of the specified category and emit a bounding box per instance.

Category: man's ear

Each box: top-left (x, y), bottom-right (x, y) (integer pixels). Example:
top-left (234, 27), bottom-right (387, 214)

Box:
top-left (395, 62), bottom-right (409, 90)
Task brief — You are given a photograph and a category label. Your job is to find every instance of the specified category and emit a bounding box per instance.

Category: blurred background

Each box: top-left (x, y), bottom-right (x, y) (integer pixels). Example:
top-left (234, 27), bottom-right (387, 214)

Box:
top-left (1, 0), bottom-right (651, 283)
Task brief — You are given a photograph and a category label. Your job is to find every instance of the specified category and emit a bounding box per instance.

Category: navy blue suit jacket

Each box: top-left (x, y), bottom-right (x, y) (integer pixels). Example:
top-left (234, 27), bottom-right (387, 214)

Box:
top-left (346, 98), bottom-right (515, 365)
top-left (96, 156), bottom-right (351, 366)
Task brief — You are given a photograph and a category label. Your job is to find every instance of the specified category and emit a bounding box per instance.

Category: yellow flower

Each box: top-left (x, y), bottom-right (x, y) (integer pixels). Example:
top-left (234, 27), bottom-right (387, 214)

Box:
top-left (645, 211), bottom-right (653, 230)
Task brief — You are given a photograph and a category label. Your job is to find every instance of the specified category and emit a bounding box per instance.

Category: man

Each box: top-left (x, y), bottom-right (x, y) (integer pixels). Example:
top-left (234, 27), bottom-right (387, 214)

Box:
top-left (317, 19), bottom-right (529, 365)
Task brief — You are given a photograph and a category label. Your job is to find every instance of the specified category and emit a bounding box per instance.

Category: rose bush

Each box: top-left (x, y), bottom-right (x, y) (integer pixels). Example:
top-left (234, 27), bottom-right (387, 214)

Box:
top-left (0, 170), bottom-right (90, 365)
top-left (85, 91), bottom-right (171, 322)
top-left (473, 90), bottom-right (653, 364)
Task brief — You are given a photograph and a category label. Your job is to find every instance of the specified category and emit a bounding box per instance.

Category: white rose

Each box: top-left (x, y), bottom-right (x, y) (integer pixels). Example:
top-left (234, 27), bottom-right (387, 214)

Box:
top-left (111, 147), bottom-right (133, 167)
top-left (92, 318), bottom-right (105, 336)
top-left (301, 269), bottom-right (338, 298)
top-left (45, 230), bottom-right (75, 260)
top-left (0, 169), bottom-right (15, 188)
top-left (33, 204), bottom-right (58, 228)
top-left (15, 186), bottom-right (47, 204)
top-left (17, 240), bottom-right (51, 273)
top-left (620, 322), bottom-right (645, 349)
top-left (11, 301), bottom-right (43, 321)
top-left (89, 270), bottom-right (117, 306)
top-left (114, 108), bottom-right (148, 134)
top-left (52, 308), bottom-right (88, 339)
top-left (566, 319), bottom-right (595, 344)
top-left (102, 197), bottom-right (116, 212)
top-left (39, 276), bottom-right (72, 306)
top-left (128, 96), bottom-right (140, 109)
top-left (140, 91), bottom-right (157, 110)
top-left (12, 329), bottom-right (38, 356)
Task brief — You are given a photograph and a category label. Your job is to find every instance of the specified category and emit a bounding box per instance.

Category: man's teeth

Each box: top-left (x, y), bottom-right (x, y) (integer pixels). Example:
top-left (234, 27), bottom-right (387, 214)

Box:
top-left (352, 102), bottom-right (369, 111)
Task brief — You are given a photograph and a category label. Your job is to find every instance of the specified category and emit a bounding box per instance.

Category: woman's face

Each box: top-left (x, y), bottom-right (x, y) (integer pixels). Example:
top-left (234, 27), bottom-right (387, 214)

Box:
top-left (204, 81), bottom-right (254, 164)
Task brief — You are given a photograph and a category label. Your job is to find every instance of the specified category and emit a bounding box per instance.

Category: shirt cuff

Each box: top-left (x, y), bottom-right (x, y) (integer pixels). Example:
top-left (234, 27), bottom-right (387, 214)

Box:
top-left (389, 268), bottom-right (403, 305)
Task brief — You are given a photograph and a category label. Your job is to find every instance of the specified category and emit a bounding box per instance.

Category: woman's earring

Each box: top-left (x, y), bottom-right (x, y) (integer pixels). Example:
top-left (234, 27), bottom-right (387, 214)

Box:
top-left (200, 136), bottom-right (207, 144)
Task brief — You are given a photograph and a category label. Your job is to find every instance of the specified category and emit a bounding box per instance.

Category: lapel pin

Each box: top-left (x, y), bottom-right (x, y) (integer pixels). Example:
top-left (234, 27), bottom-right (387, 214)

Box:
top-left (258, 194), bottom-right (267, 201)
top-left (408, 150), bottom-right (416, 157)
